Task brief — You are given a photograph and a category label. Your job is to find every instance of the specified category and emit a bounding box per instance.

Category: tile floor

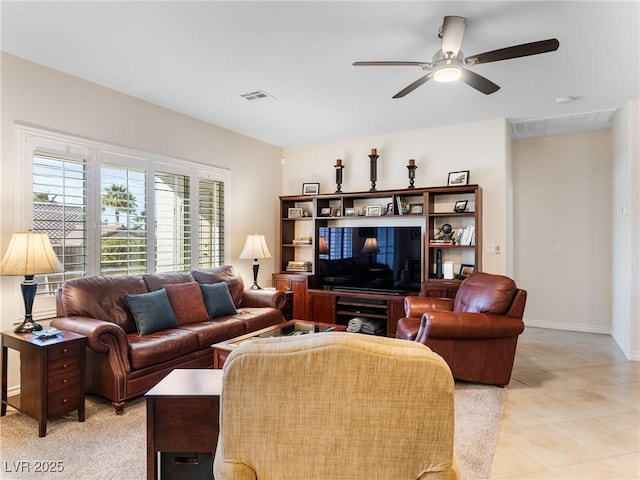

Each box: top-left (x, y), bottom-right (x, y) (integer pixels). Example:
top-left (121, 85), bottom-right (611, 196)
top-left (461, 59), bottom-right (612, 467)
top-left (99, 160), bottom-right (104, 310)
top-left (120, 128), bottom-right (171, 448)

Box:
top-left (490, 327), bottom-right (640, 479)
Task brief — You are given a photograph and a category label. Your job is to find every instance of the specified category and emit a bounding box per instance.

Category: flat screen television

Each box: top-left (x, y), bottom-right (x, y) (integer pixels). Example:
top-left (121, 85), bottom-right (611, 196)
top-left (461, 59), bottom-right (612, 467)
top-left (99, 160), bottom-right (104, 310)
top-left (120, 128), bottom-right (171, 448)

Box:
top-left (317, 226), bottom-right (422, 294)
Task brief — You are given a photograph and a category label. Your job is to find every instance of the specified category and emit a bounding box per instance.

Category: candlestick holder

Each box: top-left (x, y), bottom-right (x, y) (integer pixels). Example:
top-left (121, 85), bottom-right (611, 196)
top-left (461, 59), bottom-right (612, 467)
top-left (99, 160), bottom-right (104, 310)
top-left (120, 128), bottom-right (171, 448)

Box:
top-left (369, 154), bottom-right (379, 191)
top-left (407, 160), bottom-right (417, 189)
top-left (334, 160), bottom-right (344, 193)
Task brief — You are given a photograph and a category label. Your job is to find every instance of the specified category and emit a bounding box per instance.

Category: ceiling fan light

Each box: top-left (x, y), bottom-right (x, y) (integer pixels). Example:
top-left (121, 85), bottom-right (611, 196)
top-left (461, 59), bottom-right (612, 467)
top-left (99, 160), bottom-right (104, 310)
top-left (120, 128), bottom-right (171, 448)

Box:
top-left (433, 65), bottom-right (462, 83)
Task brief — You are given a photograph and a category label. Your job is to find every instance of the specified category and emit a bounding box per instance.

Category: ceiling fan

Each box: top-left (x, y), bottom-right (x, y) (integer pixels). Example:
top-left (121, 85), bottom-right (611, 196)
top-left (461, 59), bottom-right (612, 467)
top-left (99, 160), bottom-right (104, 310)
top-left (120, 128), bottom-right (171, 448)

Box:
top-left (353, 16), bottom-right (559, 98)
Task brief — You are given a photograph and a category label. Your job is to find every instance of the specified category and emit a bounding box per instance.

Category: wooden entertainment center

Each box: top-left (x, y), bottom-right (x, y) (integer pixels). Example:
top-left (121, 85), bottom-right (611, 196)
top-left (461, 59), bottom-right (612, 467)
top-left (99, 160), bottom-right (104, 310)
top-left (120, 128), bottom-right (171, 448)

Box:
top-left (272, 184), bottom-right (482, 337)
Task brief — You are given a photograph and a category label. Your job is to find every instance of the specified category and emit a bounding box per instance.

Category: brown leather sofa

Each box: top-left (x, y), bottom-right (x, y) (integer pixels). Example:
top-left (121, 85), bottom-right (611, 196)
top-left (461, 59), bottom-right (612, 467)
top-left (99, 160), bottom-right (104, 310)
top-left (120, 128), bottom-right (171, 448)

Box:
top-left (396, 273), bottom-right (526, 386)
top-left (51, 265), bottom-right (286, 413)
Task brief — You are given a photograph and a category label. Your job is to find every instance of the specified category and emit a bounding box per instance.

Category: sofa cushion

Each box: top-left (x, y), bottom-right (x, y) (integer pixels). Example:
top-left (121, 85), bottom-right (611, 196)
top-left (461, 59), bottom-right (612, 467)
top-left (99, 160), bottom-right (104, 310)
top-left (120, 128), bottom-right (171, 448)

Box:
top-left (176, 318), bottom-right (246, 350)
top-left (234, 307), bottom-right (284, 333)
top-left (192, 265), bottom-right (244, 307)
top-left (142, 271), bottom-right (194, 292)
top-left (454, 272), bottom-right (517, 315)
top-left (200, 282), bottom-right (237, 318)
top-left (125, 289), bottom-right (180, 335)
top-left (127, 329), bottom-right (199, 370)
top-left (164, 282), bottom-right (210, 324)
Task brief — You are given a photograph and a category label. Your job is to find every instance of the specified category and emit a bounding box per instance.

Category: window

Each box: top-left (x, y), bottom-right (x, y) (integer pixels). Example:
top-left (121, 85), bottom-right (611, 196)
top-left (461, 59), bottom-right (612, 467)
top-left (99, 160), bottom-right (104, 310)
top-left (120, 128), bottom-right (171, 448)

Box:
top-left (32, 152), bottom-right (87, 293)
top-left (100, 163), bottom-right (147, 275)
top-left (21, 125), bottom-right (228, 294)
top-left (198, 179), bottom-right (225, 268)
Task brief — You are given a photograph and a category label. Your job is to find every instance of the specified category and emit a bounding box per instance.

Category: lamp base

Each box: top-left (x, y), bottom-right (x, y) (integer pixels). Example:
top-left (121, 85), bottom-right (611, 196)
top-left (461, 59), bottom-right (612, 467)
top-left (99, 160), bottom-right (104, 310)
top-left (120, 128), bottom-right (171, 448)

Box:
top-left (249, 283), bottom-right (262, 290)
top-left (14, 317), bottom-right (43, 333)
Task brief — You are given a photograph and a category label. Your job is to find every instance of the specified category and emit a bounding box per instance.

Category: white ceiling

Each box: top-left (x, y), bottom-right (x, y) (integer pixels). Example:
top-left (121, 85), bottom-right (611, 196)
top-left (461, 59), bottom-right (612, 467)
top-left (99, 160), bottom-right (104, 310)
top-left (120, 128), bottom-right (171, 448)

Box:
top-left (1, 1), bottom-right (638, 147)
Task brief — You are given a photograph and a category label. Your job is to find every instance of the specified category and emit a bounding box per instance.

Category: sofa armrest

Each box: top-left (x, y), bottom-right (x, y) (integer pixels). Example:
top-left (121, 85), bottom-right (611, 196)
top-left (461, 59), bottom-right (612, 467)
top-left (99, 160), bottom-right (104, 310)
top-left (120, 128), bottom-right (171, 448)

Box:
top-left (50, 316), bottom-right (131, 362)
top-left (241, 289), bottom-right (287, 310)
top-left (404, 296), bottom-right (453, 318)
top-left (416, 311), bottom-right (525, 343)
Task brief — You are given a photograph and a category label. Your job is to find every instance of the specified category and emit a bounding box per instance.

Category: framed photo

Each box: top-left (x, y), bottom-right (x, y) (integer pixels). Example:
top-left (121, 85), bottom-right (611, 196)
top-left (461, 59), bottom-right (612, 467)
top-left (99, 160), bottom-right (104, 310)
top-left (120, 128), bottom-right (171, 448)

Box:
top-left (365, 205), bottom-right (382, 216)
top-left (409, 203), bottom-right (423, 214)
top-left (454, 200), bottom-right (468, 213)
top-left (385, 202), bottom-right (394, 215)
top-left (447, 170), bottom-right (469, 186)
top-left (345, 207), bottom-right (356, 217)
top-left (302, 182), bottom-right (320, 195)
top-left (334, 208), bottom-right (342, 217)
top-left (288, 207), bottom-right (303, 218)
top-left (458, 264), bottom-right (475, 279)
top-left (319, 207), bottom-right (332, 217)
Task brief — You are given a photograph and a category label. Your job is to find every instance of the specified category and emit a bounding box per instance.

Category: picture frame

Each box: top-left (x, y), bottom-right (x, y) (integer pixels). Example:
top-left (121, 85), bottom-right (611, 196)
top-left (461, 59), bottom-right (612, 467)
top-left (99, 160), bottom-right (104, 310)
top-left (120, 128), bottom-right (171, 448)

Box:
top-left (453, 200), bottom-right (468, 213)
top-left (345, 207), bottom-right (356, 217)
top-left (365, 205), bottom-right (382, 216)
top-left (458, 264), bottom-right (475, 279)
top-left (409, 203), bottom-right (423, 214)
top-left (447, 170), bottom-right (470, 186)
top-left (334, 208), bottom-right (342, 217)
top-left (385, 202), bottom-right (394, 215)
top-left (302, 182), bottom-right (320, 195)
top-left (288, 207), bottom-right (303, 218)
top-left (319, 207), bottom-right (332, 217)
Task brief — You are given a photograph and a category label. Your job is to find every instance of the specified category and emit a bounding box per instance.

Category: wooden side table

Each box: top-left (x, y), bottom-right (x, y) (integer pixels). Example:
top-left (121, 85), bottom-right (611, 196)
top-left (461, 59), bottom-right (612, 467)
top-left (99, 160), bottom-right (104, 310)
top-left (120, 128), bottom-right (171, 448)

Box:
top-left (1, 329), bottom-right (86, 437)
top-left (145, 369), bottom-right (223, 480)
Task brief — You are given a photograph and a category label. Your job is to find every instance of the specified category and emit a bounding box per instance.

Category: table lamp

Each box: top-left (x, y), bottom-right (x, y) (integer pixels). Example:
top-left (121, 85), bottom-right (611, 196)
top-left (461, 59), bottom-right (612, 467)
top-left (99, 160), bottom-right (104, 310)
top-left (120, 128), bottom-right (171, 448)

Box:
top-left (239, 234), bottom-right (272, 289)
top-left (0, 231), bottom-right (62, 333)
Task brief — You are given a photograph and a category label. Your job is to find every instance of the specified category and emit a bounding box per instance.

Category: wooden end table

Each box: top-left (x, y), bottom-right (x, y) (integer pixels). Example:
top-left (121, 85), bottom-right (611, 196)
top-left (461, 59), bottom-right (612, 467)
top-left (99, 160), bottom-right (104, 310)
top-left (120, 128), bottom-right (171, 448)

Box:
top-left (145, 369), bottom-right (223, 480)
top-left (1, 329), bottom-right (86, 437)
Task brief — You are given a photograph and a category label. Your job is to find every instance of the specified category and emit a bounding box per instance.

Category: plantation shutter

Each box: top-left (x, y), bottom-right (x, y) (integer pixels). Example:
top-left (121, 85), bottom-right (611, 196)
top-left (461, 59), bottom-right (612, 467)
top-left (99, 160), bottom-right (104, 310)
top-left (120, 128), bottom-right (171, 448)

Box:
top-left (32, 152), bottom-right (87, 293)
top-left (198, 179), bottom-right (225, 268)
top-left (155, 172), bottom-right (191, 272)
top-left (100, 163), bottom-right (147, 275)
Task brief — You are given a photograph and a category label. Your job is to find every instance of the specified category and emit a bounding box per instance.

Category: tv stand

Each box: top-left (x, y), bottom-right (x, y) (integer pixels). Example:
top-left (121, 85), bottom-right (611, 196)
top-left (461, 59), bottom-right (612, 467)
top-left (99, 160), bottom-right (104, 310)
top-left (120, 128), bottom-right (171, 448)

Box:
top-left (307, 289), bottom-right (406, 337)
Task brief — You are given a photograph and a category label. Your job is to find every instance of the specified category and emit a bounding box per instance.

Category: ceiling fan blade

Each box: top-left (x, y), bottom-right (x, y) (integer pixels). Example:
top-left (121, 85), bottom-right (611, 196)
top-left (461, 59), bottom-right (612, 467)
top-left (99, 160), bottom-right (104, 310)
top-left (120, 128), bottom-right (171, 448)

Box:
top-left (440, 16), bottom-right (466, 56)
top-left (353, 61), bottom-right (430, 67)
top-left (461, 69), bottom-right (500, 95)
top-left (465, 38), bottom-right (559, 65)
top-left (392, 73), bottom-right (432, 98)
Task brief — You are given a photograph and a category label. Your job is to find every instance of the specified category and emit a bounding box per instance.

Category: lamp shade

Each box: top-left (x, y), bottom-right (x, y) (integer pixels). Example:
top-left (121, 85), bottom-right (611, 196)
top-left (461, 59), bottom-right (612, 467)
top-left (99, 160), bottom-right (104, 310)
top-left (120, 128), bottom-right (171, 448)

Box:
top-left (0, 232), bottom-right (62, 276)
top-left (361, 237), bottom-right (379, 254)
top-left (318, 236), bottom-right (329, 255)
top-left (239, 234), bottom-right (272, 260)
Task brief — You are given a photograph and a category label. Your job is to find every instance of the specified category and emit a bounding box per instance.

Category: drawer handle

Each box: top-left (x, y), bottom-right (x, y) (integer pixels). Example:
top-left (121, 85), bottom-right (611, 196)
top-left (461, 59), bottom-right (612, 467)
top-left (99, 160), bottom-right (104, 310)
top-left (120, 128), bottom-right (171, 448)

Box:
top-left (62, 379), bottom-right (68, 384)
top-left (62, 348), bottom-right (69, 353)
top-left (62, 398), bottom-right (68, 404)
top-left (62, 363), bottom-right (69, 369)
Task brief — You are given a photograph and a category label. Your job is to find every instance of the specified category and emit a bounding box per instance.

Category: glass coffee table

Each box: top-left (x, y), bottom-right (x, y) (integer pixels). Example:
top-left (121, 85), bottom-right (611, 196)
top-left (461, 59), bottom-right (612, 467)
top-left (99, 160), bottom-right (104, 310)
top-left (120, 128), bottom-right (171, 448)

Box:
top-left (212, 320), bottom-right (346, 368)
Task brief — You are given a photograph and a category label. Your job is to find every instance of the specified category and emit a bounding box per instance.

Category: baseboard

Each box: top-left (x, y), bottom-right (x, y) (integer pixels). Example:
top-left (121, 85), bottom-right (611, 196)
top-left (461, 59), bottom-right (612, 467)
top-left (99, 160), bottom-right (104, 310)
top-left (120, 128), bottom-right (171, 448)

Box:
top-left (524, 318), bottom-right (611, 335)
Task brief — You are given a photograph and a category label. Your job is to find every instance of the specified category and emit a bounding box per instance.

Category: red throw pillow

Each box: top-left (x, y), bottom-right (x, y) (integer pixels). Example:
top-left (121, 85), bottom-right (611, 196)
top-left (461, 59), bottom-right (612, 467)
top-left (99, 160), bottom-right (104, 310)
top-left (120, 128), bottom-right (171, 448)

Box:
top-left (163, 282), bottom-right (210, 325)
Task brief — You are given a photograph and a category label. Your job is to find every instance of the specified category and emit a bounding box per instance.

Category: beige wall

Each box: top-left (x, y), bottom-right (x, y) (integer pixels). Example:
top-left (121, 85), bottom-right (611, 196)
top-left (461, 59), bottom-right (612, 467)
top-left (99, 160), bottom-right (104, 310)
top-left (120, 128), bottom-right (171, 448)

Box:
top-left (612, 99), bottom-right (640, 360)
top-left (1, 52), bottom-right (283, 330)
top-left (282, 118), bottom-right (511, 276)
top-left (512, 130), bottom-right (613, 333)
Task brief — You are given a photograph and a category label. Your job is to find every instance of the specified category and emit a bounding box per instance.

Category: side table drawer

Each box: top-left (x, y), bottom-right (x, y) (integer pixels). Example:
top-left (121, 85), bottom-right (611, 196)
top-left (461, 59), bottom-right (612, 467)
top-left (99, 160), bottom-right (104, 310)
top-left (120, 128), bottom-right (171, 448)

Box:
top-left (48, 370), bottom-right (80, 393)
top-left (48, 386), bottom-right (81, 416)
top-left (48, 341), bottom-right (81, 360)
top-left (48, 356), bottom-right (80, 376)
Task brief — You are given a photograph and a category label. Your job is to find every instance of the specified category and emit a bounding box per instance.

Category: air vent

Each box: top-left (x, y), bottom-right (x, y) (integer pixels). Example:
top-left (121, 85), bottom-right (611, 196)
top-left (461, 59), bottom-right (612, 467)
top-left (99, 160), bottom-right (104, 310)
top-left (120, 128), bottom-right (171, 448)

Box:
top-left (240, 90), bottom-right (275, 101)
top-left (509, 109), bottom-right (617, 140)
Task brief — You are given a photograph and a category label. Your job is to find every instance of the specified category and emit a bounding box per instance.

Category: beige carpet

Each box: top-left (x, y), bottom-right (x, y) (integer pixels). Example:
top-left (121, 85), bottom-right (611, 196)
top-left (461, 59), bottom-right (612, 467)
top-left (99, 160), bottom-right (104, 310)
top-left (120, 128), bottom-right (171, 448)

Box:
top-left (0, 383), bottom-right (505, 479)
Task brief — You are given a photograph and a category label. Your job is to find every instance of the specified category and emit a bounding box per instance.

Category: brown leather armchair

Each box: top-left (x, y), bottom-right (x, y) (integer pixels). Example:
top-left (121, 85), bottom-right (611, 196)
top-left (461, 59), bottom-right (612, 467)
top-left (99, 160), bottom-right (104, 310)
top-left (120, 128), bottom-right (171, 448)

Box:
top-left (396, 273), bottom-right (527, 386)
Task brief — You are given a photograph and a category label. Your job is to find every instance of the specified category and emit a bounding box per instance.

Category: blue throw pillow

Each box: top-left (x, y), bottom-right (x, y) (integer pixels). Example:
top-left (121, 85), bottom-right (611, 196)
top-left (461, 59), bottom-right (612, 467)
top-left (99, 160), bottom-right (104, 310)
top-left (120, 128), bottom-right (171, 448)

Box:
top-left (200, 282), bottom-right (237, 318)
top-left (125, 289), bottom-right (180, 335)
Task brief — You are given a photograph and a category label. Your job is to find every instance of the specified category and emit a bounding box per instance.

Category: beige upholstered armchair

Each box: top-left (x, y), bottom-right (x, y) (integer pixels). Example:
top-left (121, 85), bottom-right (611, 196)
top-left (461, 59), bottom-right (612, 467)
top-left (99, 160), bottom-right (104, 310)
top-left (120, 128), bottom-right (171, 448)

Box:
top-left (214, 332), bottom-right (459, 480)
